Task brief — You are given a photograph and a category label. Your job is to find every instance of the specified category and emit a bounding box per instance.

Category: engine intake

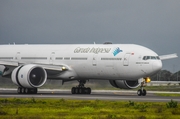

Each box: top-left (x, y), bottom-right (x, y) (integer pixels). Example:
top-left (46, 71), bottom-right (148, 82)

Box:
top-left (109, 80), bottom-right (140, 89)
top-left (12, 64), bottom-right (47, 88)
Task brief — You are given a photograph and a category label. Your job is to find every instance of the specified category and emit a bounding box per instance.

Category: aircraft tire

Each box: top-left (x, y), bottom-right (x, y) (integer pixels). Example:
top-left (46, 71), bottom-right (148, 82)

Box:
top-left (33, 88), bottom-right (38, 94)
top-left (17, 87), bottom-right (38, 94)
top-left (71, 87), bottom-right (75, 94)
top-left (25, 88), bottom-right (29, 94)
top-left (71, 87), bottom-right (91, 94)
top-left (17, 87), bottom-right (22, 94)
top-left (137, 89), bottom-right (142, 96)
top-left (79, 88), bottom-right (83, 94)
top-left (22, 88), bottom-right (26, 94)
top-left (142, 89), bottom-right (146, 96)
top-left (87, 88), bottom-right (91, 94)
top-left (75, 88), bottom-right (79, 94)
top-left (30, 88), bottom-right (38, 94)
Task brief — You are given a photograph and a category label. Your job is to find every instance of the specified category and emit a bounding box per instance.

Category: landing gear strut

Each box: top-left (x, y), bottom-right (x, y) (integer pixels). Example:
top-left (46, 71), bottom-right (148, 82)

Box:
top-left (71, 80), bottom-right (91, 94)
top-left (137, 81), bottom-right (147, 96)
top-left (17, 87), bottom-right (38, 94)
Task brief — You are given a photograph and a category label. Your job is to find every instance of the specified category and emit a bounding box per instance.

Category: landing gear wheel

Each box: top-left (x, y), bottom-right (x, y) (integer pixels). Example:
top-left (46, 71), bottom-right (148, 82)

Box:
top-left (75, 88), bottom-right (79, 94)
top-left (22, 88), bottom-right (26, 94)
top-left (137, 89), bottom-right (146, 96)
top-left (79, 88), bottom-right (83, 94)
top-left (34, 88), bottom-right (38, 94)
top-left (17, 87), bottom-right (22, 94)
top-left (17, 87), bottom-right (38, 94)
top-left (137, 79), bottom-right (148, 96)
top-left (71, 80), bottom-right (91, 94)
top-left (71, 87), bottom-right (91, 94)
top-left (142, 89), bottom-right (146, 96)
top-left (25, 88), bottom-right (29, 94)
top-left (71, 87), bottom-right (75, 94)
top-left (137, 89), bottom-right (142, 96)
top-left (87, 87), bottom-right (91, 94)
top-left (30, 88), bottom-right (38, 94)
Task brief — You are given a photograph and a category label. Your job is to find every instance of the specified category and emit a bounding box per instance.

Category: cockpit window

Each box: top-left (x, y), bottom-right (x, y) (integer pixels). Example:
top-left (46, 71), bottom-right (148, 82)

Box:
top-left (143, 56), bottom-right (160, 60)
top-left (156, 56), bottom-right (160, 60)
top-left (151, 56), bottom-right (156, 59)
top-left (147, 56), bottom-right (151, 60)
top-left (143, 56), bottom-right (147, 60)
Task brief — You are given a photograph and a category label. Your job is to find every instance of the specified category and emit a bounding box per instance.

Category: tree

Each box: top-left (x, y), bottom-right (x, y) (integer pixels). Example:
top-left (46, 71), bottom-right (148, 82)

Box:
top-left (150, 70), bottom-right (172, 81)
top-left (170, 71), bottom-right (180, 81)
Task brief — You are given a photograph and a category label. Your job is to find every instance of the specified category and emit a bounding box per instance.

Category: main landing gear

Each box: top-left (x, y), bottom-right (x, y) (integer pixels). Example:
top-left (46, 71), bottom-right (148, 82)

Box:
top-left (71, 80), bottom-right (91, 94)
top-left (137, 80), bottom-right (147, 96)
top-left (17, 87), bottom-right (38, 94)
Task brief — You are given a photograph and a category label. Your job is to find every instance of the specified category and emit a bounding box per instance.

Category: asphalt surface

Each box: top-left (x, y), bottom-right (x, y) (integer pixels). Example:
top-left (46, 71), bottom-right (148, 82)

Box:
top-left (0, 88), bottom-right (180, 102)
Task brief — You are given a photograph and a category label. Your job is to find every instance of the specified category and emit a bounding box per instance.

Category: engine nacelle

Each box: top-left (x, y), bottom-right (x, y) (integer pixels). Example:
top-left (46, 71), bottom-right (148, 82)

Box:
top-left (109, 79), bottom-right (141, 89)
top-left (12, 64), bottom-right (47, 88)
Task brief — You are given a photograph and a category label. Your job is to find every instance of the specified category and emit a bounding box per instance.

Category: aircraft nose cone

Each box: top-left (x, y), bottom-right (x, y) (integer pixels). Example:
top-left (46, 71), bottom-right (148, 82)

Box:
top-left (153, 61), bottom-right (162, 72)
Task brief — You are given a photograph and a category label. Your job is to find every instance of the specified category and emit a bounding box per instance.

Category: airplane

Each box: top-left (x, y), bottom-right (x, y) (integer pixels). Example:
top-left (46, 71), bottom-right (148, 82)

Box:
top-left (0, 43), bottom-right (178, 96)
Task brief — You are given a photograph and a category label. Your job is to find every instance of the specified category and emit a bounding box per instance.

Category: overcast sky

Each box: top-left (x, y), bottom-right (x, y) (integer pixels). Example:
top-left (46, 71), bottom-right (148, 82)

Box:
top-left (0, 0), bottom-right (180, 72)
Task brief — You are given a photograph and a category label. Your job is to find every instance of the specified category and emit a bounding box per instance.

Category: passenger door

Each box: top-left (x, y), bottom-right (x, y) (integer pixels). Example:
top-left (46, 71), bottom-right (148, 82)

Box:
top-left (123, 53), bottom-right (131, 66)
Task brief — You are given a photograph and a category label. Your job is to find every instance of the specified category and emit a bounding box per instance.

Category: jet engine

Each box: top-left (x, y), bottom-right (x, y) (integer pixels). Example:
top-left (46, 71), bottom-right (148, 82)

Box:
top-left (109, 79), bottom-right (141, 89)
top-left (11, 64), bottom-right (47, 88)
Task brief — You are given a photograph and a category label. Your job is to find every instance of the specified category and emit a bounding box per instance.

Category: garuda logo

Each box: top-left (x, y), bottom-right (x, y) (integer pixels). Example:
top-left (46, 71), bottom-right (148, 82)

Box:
top-left (113, 47), bottom-right (123, 56)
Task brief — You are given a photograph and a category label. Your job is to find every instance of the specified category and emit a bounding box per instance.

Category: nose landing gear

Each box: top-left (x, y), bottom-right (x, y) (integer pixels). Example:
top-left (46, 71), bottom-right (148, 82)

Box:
top-left (71, 80), bottom-right (91, 94)
top-left (137, 77), bottom-right (150, 96)
top-left (137, 88), bottom-right (147, 96)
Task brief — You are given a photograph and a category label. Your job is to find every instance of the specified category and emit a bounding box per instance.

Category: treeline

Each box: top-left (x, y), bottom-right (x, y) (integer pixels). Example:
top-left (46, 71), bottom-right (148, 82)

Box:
top-left (150, 70), bottom-right (180, 81)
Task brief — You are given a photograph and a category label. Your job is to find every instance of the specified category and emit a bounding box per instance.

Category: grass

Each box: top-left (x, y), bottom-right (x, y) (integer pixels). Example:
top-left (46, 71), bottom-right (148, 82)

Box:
top-left (0, 98), bottom-right (179, 119)
top-left (144, 85), bottom-right (180, 92)
top-left (155, 93), bottom-right (180, 97)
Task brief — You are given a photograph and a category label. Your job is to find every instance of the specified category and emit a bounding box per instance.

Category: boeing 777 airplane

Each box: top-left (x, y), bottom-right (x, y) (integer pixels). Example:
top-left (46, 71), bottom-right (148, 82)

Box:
top-left (0, 43), bottom-right (178, 96)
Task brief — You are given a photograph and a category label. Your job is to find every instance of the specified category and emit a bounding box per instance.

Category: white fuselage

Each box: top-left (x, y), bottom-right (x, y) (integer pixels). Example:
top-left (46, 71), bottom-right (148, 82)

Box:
top-left (0, 44), bottom-right (162, 80)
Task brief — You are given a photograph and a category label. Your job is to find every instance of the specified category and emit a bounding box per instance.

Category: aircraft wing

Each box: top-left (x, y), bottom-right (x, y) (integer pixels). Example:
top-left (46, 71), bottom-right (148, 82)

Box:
top-left (159, 53), bottom-right (178, 60)
top-left (0, 60), bottom-right (19, 67)
top-left (0, 60), bottom-right (68, 76)
top-left (33, 63), bottom-right (68, 74)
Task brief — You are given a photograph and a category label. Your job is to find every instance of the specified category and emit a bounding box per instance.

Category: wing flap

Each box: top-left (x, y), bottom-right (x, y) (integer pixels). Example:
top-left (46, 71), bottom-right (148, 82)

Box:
top-left (159, 53), bottom-right (178, 60)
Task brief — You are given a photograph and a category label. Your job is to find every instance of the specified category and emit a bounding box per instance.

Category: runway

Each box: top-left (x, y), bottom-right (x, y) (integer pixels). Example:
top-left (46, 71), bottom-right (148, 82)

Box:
top-left (0, 88), bottom-right (180, 102)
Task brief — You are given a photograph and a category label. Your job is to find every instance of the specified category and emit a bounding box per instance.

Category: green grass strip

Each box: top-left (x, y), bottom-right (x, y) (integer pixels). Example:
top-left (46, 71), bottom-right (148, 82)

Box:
top-left (0, 98), bottom-right (180, 119)
top-left (155, 93), bottom-right (180, 97)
